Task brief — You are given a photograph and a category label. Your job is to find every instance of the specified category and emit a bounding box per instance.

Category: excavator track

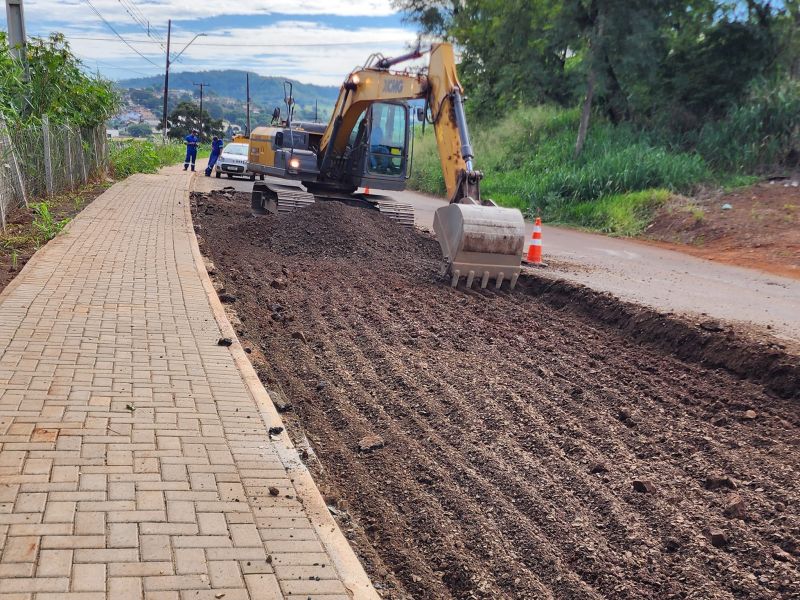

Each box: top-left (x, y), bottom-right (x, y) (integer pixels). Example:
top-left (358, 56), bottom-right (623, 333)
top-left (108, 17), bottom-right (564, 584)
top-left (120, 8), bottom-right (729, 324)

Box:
top-left (251, 183), bottom-right (415, 227)
top-left (369, 196), bottom-right (415, 228)
top-left (251, 183), bottom-right (315, 216)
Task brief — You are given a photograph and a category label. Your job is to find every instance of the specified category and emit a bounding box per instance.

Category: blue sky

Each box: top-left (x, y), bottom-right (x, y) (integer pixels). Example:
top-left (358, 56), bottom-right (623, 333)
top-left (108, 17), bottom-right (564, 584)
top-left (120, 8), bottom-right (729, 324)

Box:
top-left (1, 1), bottom-right (420, 85)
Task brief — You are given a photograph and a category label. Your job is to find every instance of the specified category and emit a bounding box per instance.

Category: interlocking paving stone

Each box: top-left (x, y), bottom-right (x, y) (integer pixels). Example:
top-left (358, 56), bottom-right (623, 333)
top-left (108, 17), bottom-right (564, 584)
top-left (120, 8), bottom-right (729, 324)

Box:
top-left (0, 171), bottom-right (364, 598)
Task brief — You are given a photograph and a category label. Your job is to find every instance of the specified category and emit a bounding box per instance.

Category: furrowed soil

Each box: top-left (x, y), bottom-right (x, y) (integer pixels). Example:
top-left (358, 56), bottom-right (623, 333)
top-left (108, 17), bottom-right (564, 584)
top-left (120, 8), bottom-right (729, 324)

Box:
top-left (192, 189), bottom-right (800, 600)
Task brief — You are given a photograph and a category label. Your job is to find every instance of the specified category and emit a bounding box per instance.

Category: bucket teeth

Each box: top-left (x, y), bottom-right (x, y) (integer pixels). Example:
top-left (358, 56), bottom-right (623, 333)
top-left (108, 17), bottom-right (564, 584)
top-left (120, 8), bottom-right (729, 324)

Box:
top-left (449, 270), bottom-right (517, 291)
top-left (433, 203), bottom-right (526, 293)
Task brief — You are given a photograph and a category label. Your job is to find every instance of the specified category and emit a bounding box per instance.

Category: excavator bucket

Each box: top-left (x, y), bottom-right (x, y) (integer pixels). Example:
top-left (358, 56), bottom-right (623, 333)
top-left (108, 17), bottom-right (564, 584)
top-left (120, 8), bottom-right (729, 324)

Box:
top-left (433, 203), bottom-right (526, 289)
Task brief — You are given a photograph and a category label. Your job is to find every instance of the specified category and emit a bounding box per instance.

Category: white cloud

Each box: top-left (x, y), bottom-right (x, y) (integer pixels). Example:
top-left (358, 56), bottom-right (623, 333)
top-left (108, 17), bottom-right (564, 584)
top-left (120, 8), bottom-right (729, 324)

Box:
top-left (62, 20), bottom-right (420, 85)
top-left (23, 0), bottom-right (397, 26)
top-left (13, 0), bottom-right (419, 85)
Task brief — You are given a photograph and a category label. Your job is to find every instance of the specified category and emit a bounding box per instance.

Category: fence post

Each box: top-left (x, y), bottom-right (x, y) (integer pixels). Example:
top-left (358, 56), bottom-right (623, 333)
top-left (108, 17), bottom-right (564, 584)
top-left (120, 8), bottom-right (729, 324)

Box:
top-left (0, 179), bottom-right (6, 231)
top-left (91, 128), bottom-right (99, 176)
top-left (42, 115), bottom-right (54, 196)
top-left (79, 129), bottom-right (88, 184)
top-left (65, 123), bottom-right (74, 190)
top-left (0, 116), bottom-right (28, 209)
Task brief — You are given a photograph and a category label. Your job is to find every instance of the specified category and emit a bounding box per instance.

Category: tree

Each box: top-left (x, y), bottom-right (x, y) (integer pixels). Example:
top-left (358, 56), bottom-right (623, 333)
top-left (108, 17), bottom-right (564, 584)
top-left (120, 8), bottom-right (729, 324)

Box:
top-left (164, 101), bottom-right (223, 141)
top-left (127, 123), bottom-right (152, 138)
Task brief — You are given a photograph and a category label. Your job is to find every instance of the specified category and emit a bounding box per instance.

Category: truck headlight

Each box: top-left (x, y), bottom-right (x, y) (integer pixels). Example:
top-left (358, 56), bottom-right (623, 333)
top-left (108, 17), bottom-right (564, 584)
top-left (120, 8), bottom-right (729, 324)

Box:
top-left (289, 157), bottom-right (300, 169)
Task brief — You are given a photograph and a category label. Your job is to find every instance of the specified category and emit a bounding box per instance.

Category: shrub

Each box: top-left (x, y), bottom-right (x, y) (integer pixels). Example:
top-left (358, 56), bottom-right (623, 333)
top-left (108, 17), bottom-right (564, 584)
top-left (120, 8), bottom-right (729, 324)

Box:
top-left (108, 140), bottom-right (205, 179)
top-left (695, 77), bottom-right (800, 172)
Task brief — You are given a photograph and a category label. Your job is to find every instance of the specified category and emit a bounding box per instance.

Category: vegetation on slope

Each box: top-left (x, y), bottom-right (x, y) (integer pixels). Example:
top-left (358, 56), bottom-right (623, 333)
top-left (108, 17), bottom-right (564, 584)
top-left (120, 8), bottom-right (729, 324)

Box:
top-left (400, 0), bottom-right (800, 235)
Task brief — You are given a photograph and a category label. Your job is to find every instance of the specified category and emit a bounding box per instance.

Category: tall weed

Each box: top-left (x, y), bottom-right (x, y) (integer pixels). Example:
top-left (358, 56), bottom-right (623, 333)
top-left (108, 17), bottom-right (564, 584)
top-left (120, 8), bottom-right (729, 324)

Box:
top-left (108, 140), bottom-right (205, 179)
top-left (409, 105), bottom-right (708, 218)
top-left (31, 202), bottom-right (69, 243)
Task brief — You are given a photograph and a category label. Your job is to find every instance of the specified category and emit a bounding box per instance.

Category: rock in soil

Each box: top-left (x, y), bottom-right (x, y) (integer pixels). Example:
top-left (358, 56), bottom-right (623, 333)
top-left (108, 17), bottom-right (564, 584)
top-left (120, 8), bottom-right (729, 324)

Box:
top-left (707, 528), bottom-right (730, 548)
top-left (724, 496), bottom-right (747, 520)
top-left (632, 479), bottom-right (656, 493)
top-left (268, 389), bottom-right (292, 413)
top-left (358, 434), bottom-right (385, 452)
top-left (705, 474), bottom-right (738, 490)
top-left (192, 191), bottom-right (800, 600)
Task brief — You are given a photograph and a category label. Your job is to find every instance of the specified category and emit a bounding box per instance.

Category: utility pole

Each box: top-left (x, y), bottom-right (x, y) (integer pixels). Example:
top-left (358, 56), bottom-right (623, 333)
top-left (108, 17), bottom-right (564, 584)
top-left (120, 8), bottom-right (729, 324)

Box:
top-left (161, 25), bottom-right (206, 140)
top-left (193, 82), bottom-right (210, 139)
top-left (161, 19), bottom-right (171, 139)
top-left (5, 0), bottom-right (28, 70)
top-left (245, 73), bottom-right (251, 137)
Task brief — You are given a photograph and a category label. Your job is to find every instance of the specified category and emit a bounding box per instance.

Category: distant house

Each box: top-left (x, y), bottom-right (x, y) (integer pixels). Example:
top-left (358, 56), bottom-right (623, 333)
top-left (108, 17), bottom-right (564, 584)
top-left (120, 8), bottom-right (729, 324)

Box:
top-left (107, 129), bottom-right (121, 138)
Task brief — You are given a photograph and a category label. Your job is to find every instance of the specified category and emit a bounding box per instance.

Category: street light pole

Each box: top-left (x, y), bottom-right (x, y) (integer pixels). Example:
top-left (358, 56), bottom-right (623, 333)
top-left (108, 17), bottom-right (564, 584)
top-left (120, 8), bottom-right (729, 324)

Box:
top-left (161, 25), bottom-right (206, 140)
top-left (246, 73), bottom-right (251, 137)
top-left (193, 82), bottom-right (210, 139)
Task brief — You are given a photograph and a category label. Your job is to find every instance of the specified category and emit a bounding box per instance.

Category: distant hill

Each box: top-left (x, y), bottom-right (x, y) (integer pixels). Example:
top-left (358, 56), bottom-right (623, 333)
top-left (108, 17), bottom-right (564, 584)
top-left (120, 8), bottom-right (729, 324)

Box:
top-left (117, 70), bottom-right (340, 114)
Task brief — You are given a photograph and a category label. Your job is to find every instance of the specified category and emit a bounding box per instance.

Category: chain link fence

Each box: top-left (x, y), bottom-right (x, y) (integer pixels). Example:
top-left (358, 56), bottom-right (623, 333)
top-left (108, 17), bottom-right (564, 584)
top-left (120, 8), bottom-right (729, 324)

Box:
top-left (0, 116), bottom-right (107, 230)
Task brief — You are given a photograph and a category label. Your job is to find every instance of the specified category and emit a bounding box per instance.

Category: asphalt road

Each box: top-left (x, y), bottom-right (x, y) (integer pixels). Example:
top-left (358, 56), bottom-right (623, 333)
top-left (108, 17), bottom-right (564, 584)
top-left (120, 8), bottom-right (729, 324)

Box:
top-left (192, 173), bottom-right (800, 344)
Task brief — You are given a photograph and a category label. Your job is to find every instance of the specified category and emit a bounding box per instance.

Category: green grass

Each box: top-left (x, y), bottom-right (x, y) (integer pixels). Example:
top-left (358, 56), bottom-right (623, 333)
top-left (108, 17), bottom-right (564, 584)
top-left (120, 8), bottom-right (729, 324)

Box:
top-left (410, 106), bottom-right (709, 224)
top-left (109, 140), bottom-right (211, 179)
top-left (548, 189), bottom-right (672, 236)
top-left (408, 98), bottom-right (797, 233)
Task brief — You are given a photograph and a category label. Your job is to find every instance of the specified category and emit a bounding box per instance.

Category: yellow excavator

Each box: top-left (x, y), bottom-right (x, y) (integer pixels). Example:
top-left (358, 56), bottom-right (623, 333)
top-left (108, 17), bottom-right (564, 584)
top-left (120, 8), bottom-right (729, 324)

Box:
top-left (247, 43), bottom-right (526, 289)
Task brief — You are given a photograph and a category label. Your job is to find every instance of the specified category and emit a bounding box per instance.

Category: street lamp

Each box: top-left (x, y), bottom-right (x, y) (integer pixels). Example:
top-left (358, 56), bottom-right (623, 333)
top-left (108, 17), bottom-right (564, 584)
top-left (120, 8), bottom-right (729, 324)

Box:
top-left (161, 22), bottom-right (206, 138)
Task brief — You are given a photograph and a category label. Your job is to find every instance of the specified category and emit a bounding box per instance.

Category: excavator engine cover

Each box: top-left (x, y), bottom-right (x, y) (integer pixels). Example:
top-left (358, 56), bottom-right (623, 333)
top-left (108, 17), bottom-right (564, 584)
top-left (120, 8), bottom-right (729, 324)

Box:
top-left (434, 204), bottom-right (526, 289)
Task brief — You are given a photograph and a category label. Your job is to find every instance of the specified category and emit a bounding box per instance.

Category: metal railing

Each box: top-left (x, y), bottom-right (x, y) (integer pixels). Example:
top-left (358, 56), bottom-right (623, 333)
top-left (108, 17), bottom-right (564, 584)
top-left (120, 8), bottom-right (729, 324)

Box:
top-left (0, 116), bottom-right (107, 230)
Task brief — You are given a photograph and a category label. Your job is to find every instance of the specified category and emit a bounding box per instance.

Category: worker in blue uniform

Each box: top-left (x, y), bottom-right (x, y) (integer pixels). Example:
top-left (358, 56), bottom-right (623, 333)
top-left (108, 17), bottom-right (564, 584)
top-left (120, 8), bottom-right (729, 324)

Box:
top-left (205, 136), bottom-right (224, 177)
top-left (184, 129), bottom-right (199, 171)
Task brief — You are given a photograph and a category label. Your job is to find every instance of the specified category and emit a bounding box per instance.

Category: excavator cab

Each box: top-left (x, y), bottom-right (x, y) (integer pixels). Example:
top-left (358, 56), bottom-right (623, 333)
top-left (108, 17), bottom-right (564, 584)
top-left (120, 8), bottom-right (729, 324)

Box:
top-left (349, 102), bottom-right (410, 191)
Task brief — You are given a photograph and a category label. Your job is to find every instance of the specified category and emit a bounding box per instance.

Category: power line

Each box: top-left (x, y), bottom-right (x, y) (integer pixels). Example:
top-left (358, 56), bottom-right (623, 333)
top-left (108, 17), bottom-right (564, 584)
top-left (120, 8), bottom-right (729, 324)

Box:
top-left (117, 0), bottom-right (167, 50)
top-left (81, 0), bottom-right (160, 67)
top-left (56, 34), bottom-right (411, 48)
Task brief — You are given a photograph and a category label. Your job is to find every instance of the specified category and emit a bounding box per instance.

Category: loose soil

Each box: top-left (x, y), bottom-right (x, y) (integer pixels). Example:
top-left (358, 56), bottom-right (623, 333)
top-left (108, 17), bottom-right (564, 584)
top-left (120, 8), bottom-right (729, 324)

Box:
top-left (644, 181), bottom-right (800, 279)
top-left (192, 189), bottom-right (800, 600)
top-left (0, 182), bottom-right (109, 294)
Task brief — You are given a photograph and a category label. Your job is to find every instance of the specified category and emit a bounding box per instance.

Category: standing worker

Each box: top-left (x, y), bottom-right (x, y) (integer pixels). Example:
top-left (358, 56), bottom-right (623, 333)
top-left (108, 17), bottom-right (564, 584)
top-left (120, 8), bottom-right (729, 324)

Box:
top-left (184, 129), bottom-right (199, 171)
top-left (205, 136), bottom-right (224, 177)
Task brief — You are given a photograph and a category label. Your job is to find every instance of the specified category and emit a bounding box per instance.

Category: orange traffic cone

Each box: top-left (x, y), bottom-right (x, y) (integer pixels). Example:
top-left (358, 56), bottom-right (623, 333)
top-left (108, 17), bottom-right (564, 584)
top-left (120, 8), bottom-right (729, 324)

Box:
top-left (526, 217), bottom-right (543, 264)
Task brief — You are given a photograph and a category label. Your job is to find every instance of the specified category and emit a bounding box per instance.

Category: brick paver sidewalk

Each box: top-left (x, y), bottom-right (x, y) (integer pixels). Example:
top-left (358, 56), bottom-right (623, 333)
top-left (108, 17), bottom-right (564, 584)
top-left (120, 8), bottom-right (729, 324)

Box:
top-left (0, 170), bottom-right (374, 599)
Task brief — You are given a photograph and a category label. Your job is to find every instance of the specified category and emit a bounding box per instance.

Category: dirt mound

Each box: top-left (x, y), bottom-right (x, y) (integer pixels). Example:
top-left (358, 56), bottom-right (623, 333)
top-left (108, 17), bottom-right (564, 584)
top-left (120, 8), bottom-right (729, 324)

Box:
top-left (192, 190), bottom-right (800, 600)
top-left (644, 182), bottom-right (800, 279)
top-left (194, 191), bottom-right (442, 274)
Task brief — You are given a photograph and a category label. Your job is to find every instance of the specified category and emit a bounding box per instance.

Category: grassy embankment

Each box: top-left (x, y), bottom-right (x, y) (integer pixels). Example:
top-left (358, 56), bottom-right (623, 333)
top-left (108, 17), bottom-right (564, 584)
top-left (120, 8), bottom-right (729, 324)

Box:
top-left (409, 83), bottom-right (798, 235)
top-left (109, 140), bottom-right (211, 178)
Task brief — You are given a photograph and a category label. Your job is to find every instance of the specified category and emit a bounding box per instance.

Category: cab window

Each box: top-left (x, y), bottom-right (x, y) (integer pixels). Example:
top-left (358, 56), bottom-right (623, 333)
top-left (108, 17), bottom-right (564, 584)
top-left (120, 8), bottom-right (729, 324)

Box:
top-left (368, 103), bottom-right (407, 175)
